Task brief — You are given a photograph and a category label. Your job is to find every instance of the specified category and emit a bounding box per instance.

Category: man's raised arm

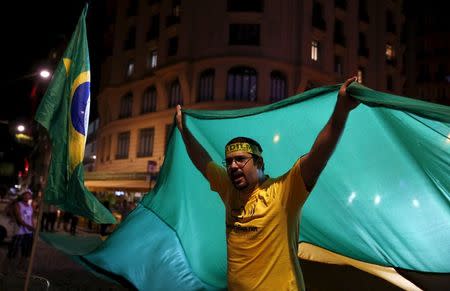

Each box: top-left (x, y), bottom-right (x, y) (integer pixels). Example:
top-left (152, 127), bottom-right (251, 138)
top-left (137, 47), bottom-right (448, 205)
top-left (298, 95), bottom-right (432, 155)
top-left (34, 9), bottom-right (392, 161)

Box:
top-left (176, 105), bottom-right (212, 178)
top-left (301, 77), bottom-right (359, 192)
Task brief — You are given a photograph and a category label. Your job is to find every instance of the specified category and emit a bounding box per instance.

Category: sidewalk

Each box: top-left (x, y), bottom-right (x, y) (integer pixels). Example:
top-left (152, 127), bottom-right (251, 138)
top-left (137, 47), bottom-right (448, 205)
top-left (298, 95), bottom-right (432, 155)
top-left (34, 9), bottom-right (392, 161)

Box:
top-left (0, 227), bottom-right (128, 290)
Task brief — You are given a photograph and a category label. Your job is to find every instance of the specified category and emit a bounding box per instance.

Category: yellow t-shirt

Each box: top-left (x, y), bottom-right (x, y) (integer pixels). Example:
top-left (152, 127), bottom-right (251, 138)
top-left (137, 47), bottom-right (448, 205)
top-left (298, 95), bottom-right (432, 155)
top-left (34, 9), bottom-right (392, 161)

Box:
top-left (206, 159), bottom-right (309, 291)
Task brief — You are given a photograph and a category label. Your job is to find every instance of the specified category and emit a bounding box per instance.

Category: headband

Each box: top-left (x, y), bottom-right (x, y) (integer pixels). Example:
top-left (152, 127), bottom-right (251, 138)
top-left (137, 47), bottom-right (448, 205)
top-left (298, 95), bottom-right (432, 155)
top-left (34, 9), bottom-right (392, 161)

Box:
top-left (225, 142), bottom-right (262, 157)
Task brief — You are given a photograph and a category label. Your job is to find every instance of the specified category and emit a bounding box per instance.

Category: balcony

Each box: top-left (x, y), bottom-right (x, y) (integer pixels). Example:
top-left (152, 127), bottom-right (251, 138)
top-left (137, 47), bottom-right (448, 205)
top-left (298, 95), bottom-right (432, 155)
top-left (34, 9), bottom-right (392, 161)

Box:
top-left (115, 154), bottom-right (129, 160)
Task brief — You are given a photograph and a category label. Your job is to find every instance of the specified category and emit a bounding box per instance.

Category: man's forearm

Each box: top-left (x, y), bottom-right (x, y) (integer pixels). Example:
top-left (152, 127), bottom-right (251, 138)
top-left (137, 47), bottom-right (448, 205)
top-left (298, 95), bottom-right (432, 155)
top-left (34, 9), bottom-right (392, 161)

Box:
top-left (301, 101), bottom-right (351, 191)
top-left (312, 108), bottom-right (347, 159)
top-left (316, 105), bottom-right (349, 160)
top-left (300, 77), bottom-right (358, 191)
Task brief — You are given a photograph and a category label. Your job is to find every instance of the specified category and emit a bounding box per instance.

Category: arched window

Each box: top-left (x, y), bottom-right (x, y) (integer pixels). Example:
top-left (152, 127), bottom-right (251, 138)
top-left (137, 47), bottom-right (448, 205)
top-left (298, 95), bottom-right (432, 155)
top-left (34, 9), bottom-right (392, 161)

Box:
top-left (142, 86), bottom-right (157, 113)
top-left (270, 71), bottom-right (287, 102)
top-left (226, 66), bottom-right (257, 101)
top-left (119, 92), bottom-right (133, 118)
top-left (168, 79), bottom-right (182, 108)
top-left (198, 69), bottom-right (215, 102)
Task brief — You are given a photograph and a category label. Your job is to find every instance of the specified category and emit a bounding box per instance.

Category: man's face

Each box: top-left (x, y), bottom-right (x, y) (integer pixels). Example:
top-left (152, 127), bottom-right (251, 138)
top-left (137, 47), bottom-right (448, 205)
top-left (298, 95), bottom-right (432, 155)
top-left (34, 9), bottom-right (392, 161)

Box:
top-left (225, 151), bottom-right (259, 191)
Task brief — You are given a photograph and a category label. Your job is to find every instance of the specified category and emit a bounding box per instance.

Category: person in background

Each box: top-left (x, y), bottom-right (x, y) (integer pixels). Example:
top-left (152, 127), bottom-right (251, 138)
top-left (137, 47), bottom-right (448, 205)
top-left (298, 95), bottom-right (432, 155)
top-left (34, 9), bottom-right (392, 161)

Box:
top-left (46, 204), bottom-right (57, 232)
top-left (70, 215), bottom-right (79, 235)
top-left (1, 189), bottom-right (35, 274)
top-left (40, 202), bottom-right (50, 232)
top-left (62, 211), bottom-right (73, 232)
top-left (99, 200), bottom-right (111, 236)
top-left (118, 199), bottom-right (131, 222)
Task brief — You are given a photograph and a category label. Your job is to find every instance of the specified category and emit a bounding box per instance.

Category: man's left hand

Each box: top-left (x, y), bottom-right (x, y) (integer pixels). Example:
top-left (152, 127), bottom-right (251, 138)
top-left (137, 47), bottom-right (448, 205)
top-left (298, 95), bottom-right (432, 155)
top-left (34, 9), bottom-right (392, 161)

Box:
top-left (338, 76), bottom-right (360, 112)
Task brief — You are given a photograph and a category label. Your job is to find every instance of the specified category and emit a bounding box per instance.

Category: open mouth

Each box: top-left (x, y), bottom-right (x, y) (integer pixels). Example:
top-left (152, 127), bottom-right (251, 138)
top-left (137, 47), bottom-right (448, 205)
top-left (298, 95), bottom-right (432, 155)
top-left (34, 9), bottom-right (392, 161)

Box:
top-left (231, 172), bottom-right (245, 183)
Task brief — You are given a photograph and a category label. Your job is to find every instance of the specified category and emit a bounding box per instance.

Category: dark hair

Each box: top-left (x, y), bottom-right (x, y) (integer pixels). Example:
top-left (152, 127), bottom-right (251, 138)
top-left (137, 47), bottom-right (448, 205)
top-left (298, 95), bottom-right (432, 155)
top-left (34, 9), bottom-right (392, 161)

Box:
top-left (226, 137), bottom-right (263, 154)
top-left (226, 137), bottom-right (264, 171)
top-left (17, 190), bottom-right (32, 201)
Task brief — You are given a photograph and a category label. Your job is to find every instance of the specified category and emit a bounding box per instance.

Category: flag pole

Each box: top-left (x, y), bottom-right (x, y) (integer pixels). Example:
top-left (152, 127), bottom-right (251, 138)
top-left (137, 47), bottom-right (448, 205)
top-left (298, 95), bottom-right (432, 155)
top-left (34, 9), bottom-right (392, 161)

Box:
top-left (24, 124), bottom-right (51, 291)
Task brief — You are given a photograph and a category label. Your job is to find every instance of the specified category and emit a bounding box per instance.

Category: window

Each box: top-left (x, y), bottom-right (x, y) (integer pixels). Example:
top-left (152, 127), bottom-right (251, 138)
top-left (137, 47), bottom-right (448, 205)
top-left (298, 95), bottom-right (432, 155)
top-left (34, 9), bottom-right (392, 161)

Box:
top-left (386, 75), bottom-right (393, 91)
top-left (147, 14), bottom-right (160, 41)
top-left (198, 69), bottom-right (215, 102)
top-left (165, 123), bottom-right (172, 154)
top-left (386, 10), bottom-right (396, 33)
top-left (417, 64), bottom-right (430, 82)
top-left (311, 40), bottom-right (319, 61)
top-left (172, 0), bottom-right (181, 16)
top-left (270, 71), bottom-right (287, 103)
top-left (357, 67), bottom-right (365, 84)
top-left (119, 92), bottom-right (133, 118)
top-left (137, 128), bottom-right (155, 157)
top-left (386, 43), bottom-right (396, 65)
top-left (436, 63), bottom-right (446, 81)
top-left (126, 59), bottom-right (135, 78)
top-left (334, 20), bottom-right (346, 46)
top-left (226, 66), bottom-right (257, 101)
top-left (312, 2), bottom-right (326, 30)
top-left (229, 24), bottom-right (260, 46)
top-left (106, 135), bottom-right (111, 161)
top-left (124, 26), bottom-right (136, 50)
top-left (142, 86), bottom-right (157, 113)
top-left (146, 49), bottom-right (158, 69)
top-left (168, 36), bottom-right (178, 56)
top-left (358, 0), bottom-right (369, 22)
top-left (127, 0), bottom-right (138, 16)
top-left (227, 0), bottom-right (263, 12)
top-left (116, 132), bottom-right (130, 159)
top-left (358, 32), bottom-right (369, 57)
top-left (169, 79), bottom-right (182, 107)
top-left (166, 0), bottom-right (181, 26)
top-left (385, 44), bottom-right (394, 60)
top-left (100, 137), bottom-right (106, 162)
top-left (334, 55), bottom-right (343, 75)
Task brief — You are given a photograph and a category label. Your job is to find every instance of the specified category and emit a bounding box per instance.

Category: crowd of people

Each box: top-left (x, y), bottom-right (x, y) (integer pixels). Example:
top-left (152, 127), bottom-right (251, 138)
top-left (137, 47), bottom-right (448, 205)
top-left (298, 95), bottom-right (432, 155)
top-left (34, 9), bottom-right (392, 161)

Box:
top-left (0, 188), bottom-right (136, 275)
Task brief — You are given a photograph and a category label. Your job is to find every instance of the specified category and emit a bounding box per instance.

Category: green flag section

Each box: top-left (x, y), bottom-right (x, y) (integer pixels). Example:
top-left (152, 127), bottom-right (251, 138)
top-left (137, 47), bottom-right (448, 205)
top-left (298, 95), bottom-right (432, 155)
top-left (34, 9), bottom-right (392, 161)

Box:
top-left (43, 83), bottom-right (449, 290)
top-left (34, 5), bottom-right (115, 224)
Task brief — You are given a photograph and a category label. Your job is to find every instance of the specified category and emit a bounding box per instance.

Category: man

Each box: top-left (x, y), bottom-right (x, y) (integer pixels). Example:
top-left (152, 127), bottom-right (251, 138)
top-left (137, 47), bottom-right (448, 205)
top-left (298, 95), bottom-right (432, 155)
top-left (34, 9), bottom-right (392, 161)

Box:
top-left (176, 77), bottom-right (359, 290)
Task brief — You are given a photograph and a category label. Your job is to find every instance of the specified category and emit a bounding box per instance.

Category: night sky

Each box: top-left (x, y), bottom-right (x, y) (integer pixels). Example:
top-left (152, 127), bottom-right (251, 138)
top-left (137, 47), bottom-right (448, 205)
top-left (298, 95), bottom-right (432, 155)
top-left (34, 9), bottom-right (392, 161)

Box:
top-left (0, 0), bottom-right (105, 124)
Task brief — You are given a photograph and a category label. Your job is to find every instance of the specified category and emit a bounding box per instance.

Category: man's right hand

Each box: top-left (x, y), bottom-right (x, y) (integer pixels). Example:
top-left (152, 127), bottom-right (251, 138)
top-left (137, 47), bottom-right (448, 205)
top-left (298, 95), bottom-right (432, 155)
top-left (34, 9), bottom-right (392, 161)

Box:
top-left (174, 104), bottom-right (212, 178)
top-left (176, 105), bottom-right (183, 133)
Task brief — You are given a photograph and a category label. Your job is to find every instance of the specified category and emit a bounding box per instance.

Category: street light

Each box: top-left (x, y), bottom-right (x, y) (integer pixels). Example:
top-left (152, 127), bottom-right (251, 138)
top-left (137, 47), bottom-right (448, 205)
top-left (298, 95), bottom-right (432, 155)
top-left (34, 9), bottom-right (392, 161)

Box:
top-left (6, 68), bottom-right (52, 82)
top-left (14, 123), bottom-right (32, 144)
top-left (17, 124), bottom-right (25, 132)
top-left (39, 69), bottom-right (51, 79)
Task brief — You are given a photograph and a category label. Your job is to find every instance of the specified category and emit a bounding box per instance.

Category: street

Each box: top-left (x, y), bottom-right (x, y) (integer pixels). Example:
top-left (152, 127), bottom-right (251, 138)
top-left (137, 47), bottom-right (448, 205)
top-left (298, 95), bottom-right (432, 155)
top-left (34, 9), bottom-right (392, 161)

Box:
top-left (0, 230), bottom-right (128, 291)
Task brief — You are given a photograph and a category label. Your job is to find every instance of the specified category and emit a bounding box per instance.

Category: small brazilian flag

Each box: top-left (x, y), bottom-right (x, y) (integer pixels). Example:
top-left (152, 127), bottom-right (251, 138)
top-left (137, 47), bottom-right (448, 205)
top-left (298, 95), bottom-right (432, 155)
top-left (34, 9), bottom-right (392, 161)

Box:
top-left (35, 5), bottom-right (115, 224)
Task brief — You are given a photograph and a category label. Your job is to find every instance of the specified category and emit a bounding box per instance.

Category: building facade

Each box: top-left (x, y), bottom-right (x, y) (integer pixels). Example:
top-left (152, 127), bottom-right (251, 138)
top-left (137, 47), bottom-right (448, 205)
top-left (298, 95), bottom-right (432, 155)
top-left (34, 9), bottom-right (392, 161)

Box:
top-left (403, 1), bottom-right (449, 105)
top-left (86, 0), bottom-right (406, 194)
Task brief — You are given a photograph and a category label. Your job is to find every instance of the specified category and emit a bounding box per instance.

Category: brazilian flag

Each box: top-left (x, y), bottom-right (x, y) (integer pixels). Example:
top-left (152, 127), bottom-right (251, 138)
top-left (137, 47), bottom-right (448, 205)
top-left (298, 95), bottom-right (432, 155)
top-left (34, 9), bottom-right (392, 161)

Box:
top-left (35, 5), bottom-right (115, 224)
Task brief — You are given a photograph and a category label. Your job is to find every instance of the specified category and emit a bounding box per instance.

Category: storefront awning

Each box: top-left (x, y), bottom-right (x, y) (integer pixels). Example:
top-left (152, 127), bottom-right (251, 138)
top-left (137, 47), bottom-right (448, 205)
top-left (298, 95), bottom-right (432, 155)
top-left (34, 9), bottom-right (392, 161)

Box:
top-left (84, 171), bottom-right (153, 192)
